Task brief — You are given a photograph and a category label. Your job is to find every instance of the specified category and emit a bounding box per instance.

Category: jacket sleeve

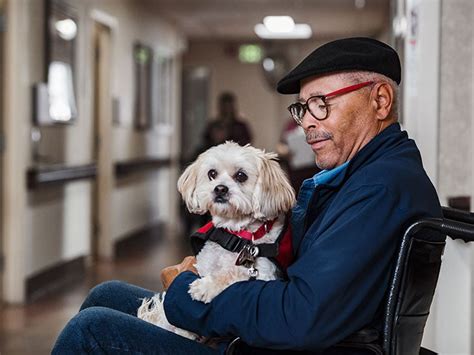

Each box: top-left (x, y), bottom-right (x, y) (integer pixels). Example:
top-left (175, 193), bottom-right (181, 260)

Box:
top-left (164, 184), bottom-right (412, 350)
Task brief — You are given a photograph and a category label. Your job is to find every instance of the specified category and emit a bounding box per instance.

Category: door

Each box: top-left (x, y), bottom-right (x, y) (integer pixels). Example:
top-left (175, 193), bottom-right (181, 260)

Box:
top-left (0, 0), bottom-right (6, 306)
top-left (180, 66), bottom-right (210, 164)
top-left (91, 21), bottom-right (113, 260)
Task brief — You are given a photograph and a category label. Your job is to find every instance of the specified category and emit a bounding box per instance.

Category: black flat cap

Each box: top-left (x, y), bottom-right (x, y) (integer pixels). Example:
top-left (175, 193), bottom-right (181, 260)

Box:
top-left (277, 37), bottom-right (401, 94)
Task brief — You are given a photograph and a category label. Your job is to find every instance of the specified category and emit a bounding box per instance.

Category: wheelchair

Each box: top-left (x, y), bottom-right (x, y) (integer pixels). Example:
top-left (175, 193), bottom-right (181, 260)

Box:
top-left (226, 206), bottom-right (474, 355)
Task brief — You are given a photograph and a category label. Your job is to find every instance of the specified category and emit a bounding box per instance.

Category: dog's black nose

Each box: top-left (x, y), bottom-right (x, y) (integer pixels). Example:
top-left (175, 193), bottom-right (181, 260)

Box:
top-left (214, 185), bottom-right (229, 196)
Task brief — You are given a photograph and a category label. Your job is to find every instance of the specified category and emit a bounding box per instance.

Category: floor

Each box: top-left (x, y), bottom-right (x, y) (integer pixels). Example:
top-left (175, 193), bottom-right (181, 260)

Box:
top-left (0, 230), bottom-right (190, 355)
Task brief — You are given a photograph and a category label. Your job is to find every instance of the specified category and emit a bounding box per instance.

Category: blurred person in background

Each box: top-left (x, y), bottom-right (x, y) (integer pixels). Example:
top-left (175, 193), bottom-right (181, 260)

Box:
top-left (203, 91), bottom-right (252, 148)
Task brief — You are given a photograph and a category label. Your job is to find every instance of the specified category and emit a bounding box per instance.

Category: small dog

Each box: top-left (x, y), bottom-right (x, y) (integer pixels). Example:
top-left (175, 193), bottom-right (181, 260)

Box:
top-left (137, 141), bottom-right (296, 339)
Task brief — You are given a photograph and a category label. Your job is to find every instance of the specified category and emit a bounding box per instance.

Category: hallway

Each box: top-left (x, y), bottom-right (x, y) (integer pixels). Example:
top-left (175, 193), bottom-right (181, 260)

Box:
top-left (1, 0), bottom-right (474, 353)
top-left (0, 228), bottom-right (189, 354)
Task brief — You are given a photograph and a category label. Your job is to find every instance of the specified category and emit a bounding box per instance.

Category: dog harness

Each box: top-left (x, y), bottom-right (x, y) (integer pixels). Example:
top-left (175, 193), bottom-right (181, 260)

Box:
top-left (190, 217), bottom-right (294, 276)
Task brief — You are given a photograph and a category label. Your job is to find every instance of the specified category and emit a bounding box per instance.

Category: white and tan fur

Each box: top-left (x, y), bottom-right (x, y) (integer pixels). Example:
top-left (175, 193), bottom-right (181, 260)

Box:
top-left (137, 141), bottom-right (296, 339)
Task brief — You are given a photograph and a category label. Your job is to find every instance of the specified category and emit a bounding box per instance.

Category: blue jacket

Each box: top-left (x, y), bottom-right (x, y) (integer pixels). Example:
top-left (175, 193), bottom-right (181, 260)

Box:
top-left (164, 123), bottom-right (441, 352)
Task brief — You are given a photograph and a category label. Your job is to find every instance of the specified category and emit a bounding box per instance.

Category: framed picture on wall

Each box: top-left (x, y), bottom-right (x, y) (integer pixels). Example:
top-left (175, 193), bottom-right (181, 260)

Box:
top-left (40, 0), bottom-right (78, 125)
top-left (154, 54), bottom-right (174, 127)
top-left (152, 52), bottom-right (175, 131)
top-left (133, 42), bottom-right (153, 130)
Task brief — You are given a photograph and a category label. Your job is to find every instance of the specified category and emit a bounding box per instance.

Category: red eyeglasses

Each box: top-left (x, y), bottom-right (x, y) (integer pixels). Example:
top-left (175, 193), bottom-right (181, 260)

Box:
top-left (287, 81), bottom-right (374, 125)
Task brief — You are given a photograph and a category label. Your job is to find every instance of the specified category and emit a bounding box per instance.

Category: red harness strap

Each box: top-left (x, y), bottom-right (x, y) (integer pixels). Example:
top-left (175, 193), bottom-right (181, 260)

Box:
top-left (274, 223), bottom-right (293, 271)
top-left (196, 221), bottom-right (214, 234)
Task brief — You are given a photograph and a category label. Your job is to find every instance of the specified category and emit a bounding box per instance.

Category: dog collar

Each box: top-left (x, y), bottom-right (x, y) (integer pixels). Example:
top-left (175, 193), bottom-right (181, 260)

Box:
top-left (224, 219), bottom-right (277, 241)
top-left (195, 219), bottom-right (277, 241)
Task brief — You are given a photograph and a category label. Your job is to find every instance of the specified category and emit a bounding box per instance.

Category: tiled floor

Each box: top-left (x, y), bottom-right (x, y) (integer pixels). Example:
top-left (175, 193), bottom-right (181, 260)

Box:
top-left (0, 231), bottom-right (190, 355)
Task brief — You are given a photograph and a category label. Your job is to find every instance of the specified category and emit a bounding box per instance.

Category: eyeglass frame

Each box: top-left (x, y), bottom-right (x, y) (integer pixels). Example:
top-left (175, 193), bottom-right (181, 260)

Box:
top-left (287, 81), bottom-right (375, 125)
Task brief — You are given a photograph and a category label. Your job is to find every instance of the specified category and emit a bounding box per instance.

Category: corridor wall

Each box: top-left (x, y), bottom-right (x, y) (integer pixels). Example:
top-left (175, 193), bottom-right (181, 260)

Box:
top-left (2, 0), bottom-right (185, 303)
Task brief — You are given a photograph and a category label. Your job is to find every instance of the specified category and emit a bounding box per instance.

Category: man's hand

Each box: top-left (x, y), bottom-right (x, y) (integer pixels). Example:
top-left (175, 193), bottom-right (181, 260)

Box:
top-left (161, 256), bottom-right (198, 290)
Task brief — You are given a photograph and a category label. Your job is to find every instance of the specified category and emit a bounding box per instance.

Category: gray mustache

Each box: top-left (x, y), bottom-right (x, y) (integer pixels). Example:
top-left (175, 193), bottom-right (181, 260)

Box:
top-left (305, 131), bottom-right (332, 142)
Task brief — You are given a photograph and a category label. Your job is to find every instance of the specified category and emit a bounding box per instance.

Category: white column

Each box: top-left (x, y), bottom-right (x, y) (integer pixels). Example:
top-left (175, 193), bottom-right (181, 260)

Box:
top-left (2, 0), bottom-right (29, 303)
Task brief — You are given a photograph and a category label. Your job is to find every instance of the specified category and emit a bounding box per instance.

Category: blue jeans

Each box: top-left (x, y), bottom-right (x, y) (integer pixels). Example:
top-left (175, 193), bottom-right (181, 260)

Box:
top-left (52, 280), bottom-right (222, 354)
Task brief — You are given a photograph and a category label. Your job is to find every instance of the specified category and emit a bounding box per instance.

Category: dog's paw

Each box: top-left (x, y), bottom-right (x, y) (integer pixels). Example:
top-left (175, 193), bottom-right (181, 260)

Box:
top-left (188, 277), bottom-right (221, 303)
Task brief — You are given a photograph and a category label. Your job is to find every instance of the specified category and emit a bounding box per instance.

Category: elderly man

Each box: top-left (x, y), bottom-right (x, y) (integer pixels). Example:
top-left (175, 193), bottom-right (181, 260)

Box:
top-left (53, 38), bottom-right (441, 354)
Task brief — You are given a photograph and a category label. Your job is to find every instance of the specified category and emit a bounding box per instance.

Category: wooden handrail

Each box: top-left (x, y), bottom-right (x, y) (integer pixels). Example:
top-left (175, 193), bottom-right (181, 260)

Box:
top-left (114, 157), bottom-right (172, 178)
top-left (27, 163), bottom-right (97, 189)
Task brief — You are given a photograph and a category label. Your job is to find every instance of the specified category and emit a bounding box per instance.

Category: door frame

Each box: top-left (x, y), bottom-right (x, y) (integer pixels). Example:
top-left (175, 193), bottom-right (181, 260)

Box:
top-left (0, 0), bottom-right (5, 306)
top-left (2, 0), bottom-right (28, 303)
top-left (90, 10), bottom-right (116, 260)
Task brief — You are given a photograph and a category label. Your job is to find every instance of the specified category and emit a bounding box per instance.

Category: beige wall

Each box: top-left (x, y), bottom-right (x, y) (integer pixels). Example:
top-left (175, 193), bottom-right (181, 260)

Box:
top-left (2, 0), bottom-right (184, 303)
top-left (438, 0), bottom-right (472, 201)
top-left (427, 0), bottom-right (474, 353)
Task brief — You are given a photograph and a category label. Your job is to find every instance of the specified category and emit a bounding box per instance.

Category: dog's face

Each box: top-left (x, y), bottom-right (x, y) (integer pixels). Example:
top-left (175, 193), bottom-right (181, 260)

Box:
top-left (178, 142), bottom-right (295, 221)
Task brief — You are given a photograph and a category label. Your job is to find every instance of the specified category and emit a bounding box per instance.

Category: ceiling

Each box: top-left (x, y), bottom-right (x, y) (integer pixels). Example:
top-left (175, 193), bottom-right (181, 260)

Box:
top-left (142, 0), bottom-right (392, 42)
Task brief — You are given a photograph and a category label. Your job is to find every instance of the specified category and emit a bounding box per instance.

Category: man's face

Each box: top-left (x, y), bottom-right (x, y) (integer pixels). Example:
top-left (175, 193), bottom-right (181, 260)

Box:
top-left (299, 74), bottom-right (380, 170)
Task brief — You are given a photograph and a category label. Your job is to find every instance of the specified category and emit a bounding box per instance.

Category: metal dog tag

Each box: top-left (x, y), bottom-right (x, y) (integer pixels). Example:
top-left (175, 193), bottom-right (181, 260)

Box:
top-left (248, 266), bottom-right (259, 279)
top-left (235, 244), bottom-right (259, 267)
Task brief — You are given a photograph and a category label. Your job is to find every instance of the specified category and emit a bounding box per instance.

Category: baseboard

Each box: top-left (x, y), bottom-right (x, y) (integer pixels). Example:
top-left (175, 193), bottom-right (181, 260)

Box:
top-left (114, 223), bottom-right (165, 258)
top-left (25, 224), bottom-right (166, 302)
top-left (26, 256), bottom-right (86, 302)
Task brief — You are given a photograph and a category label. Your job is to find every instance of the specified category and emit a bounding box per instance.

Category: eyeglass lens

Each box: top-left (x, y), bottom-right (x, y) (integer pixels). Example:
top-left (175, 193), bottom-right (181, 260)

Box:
top-left (289, 96), bottom-right (328, 123)
top-left (307, 97), bottom-right (328, 120)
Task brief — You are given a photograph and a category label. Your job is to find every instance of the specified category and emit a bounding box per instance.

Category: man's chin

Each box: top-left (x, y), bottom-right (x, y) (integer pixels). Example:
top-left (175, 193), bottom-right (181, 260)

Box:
top-left (314, 157), bottom-right (338, 171)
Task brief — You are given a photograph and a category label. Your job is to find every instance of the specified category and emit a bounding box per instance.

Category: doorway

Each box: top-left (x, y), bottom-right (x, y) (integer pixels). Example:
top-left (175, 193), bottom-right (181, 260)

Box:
top-left (91, 20), bottom-right (113, 260)
top-left (0, 0), bottom-right (6, 306)
top-left (180, 66), bottom-right (210, 164)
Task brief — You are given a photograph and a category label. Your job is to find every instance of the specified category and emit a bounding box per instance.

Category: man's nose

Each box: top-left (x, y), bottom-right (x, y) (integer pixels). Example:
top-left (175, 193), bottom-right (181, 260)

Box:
top-left (301, 111), bottom-right (319, 130)
top-left (214, 185), bottom-right (229, 196)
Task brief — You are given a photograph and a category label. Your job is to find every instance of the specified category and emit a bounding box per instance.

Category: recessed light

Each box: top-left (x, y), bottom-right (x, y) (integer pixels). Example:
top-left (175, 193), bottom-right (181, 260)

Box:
top-left (263, 16), bottom-right (295, 33)
top-left (55, 19), bottom-right (77, 41)
top-left (254, 23), bottom-right (312, 39)
top-left (262, 58), bottom-right (275, 71)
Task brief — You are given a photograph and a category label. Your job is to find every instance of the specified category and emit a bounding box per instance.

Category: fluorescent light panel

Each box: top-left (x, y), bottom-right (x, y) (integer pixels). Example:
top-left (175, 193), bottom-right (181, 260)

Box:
top-left (263, 16), bottom-right (295, 33)
top-left (255, 23), bottom-right (312, 39)
top-left (255, 16), bottom-right (312, 39)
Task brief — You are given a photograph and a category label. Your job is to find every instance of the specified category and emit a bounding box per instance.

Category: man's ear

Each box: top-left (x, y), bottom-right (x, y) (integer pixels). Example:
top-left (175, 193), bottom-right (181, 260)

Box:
top-left (371, 82), bottom-right (394, 120)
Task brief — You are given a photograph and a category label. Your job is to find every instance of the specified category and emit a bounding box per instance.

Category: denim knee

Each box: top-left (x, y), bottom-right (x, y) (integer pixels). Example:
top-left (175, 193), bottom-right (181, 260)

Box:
top-left (80, 280), bottom-right (126, 311)
top-left (52, 307), bottom-right (105, 354)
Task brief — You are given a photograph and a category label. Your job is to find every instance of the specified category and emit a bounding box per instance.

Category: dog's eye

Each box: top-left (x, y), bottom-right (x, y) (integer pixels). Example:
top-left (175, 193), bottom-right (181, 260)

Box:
top-left (208, 169), bottom-right (218, 180)
top-left (234, 170), bottom-right (248, 183)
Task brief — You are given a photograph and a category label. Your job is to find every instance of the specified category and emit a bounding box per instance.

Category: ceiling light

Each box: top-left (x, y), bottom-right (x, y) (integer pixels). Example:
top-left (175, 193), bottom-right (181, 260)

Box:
top-left (55, 19), bottom-right (77, 41)
top-left (254, 23), bottom-right (312, 39)
top-left (354, 0), bottom-right (366, 9)
top-left (262, 58), bottom-right (275, 72)
top-left (263, 16), bottom-right (295, 33)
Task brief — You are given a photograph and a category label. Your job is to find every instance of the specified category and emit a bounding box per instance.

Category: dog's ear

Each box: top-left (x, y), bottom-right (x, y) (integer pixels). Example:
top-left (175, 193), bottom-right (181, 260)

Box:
top-left (177, 159), bottom-right (206, 214)
top-left (252, 152), bottom-right (296, 219)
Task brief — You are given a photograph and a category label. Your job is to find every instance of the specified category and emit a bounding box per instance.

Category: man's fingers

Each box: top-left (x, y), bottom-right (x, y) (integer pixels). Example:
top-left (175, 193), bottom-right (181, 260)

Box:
top-left (181, 256), bottom-right (197, 270)
top-left (160, 256), bottom-right (198, 290)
